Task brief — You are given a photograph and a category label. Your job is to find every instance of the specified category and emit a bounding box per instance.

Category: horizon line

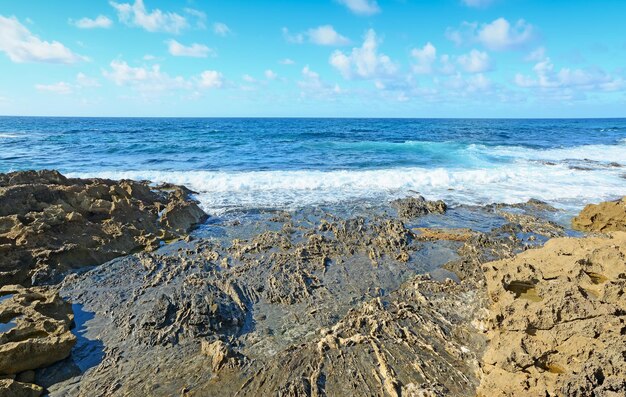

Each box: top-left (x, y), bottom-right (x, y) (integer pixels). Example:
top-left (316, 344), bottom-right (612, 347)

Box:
top-left (1, 115), bottom-right (626, 120)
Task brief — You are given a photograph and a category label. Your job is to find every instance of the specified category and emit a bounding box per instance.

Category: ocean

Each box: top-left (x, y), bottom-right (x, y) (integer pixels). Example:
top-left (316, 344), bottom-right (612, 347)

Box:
top-left (1, 117), bottom-right (625, 214)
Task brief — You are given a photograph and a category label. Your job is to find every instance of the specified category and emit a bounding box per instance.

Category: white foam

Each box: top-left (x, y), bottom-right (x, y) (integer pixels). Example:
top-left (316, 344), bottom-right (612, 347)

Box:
top-left (68, 161), bottom-right (626, 215)
top-left (0, 133), bottom-right (20, 139)
top-left (487, 142), bottom-right (626, 163)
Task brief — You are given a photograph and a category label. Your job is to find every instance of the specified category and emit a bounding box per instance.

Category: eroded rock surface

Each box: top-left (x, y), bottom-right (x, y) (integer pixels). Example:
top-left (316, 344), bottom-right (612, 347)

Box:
top-left (391, 195), bottom-right (447, 219)
top-left (478, 232), bottom-right (626, 397)
top-left (10, 189), bottom-right (618, 397)
top-left (0, 285), bottom-right (76, 396)
top-left (236, 276), bottom-right (484, 397)
top-left (572, 196), bottom-right (626, 232)
top-left (0, 170), bottom-right (207, 287)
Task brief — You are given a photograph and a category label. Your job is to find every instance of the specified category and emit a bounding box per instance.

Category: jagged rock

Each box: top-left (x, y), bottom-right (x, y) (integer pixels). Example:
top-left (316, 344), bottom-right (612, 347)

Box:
top-left (0, 379), bottom-right (44, 397)
top-left (571, 196), bottom-right (626, 232)
top-left (477, 232), bottom-right (626, 397)
top-left (0, 170), bottom-right (207, 287)
top-left (0, 285), bottom-right (75, 394)
top-left (237, 275), bottom-right (484, 397)
top-left (201, 340), bottom-right (245, 372)
top-left (391, 196), bottom-right (447, 219)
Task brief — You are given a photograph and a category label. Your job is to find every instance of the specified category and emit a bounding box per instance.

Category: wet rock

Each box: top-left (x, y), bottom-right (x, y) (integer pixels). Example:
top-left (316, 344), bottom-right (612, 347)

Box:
top-left (0, 170), bottom-right (207, 287)
top-left (477, 232), bottom-right (626, 397)
top-left (571, 196), bottom-right (626, 232)
top-left (391, 195), bottom-right (447, 219)
top-left (238, 275), bottom-right (484, 397)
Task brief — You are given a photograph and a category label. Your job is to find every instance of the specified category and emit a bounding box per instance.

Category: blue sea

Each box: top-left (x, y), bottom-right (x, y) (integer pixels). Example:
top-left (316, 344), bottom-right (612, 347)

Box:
top-left (1, 117), bottom-right (625, 214)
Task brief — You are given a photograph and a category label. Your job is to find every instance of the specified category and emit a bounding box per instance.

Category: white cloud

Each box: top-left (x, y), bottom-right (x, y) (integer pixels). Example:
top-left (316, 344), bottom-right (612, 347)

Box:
top-left (183, 8), bottom-right (206, 29)
top-left (0, 15), bottom-right (85, 63)
top-left (298, 65), bottom-right (343, 98)
top-left (446, 18), bottom-right (535, 51)
top-left (103, 60), bottom-right (190, 92)
top-left (72, 15), bottom-right (113, 29)
top-left (213, 22), bottom-right (231, 36)
top-left (462, 0), bottom-right (494, 8)
top-left (265, 70), bottom-right (277, 80)
top-left (282, 27), bottom-right (304, 44)
top-left (110, 0), bottom-right (187, 34)
top-left (143, 54), bottom-right (156, 61)
top-left (166, 40), bottom-right (213, 58)
top-left (439, 54), bottom-right (456, 75)
top-left (35, 82), bottom-right (73, 94)
top-left (307, 25), bottom-right (350, 46)
top-left (199, 70), bottom-right (223, 89)
top-left (457, 49), bottom-right (491, 73)
top-left (437, 73), bottom-right (493, 94)
top-left (283, 26), bottom-right (349, 46)
top-left (330, 29), bottom-right (397, 79)
top-left (279, 58), bottom-right (295, 65)
top-left (514, 57), bottom-right (625, 93)
top-left (411, 42), bottom-right (437, 74)
top-left (242, 74), bottom-right (256, 83)
top-left (338, 0), bottom-right (380, 16)
top-left (524, 47), bottom-right (546, 62)
top-left (36, 73), bottom-right (101, 94)
top-left (76, 73), bottom-right (101, 87)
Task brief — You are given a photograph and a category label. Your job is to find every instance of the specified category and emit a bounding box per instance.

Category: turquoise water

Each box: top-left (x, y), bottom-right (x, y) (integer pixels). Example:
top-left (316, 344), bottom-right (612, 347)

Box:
top-left (1, 117), bottom-right (625, 212)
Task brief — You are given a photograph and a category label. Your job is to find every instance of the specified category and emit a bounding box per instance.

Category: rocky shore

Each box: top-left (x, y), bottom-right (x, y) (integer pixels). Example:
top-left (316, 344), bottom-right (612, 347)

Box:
top-left (0, 171), bottom-right (624, 396)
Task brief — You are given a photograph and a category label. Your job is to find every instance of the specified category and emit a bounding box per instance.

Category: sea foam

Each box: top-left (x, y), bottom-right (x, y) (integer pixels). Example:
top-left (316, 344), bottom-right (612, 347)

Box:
top-left (70, 157), bottom-right (625, 215)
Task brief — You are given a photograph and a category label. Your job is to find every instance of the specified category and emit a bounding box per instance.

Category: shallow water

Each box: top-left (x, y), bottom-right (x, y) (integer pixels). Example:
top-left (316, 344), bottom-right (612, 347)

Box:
top-left (1, 117), bottom-right (625, 214)
top-left (0, 316), bottom-right (19, 333)
top-left (0, 293), bottom-right (14, 304)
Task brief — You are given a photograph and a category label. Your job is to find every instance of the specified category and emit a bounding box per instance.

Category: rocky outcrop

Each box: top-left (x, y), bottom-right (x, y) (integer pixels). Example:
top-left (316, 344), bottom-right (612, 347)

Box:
top-left (391, 195), bottom-right (447, 219)
top-left (478, 232), bottom-right (626, 396)
top-left (571, 196), bottom-right (626, 232)
top-left (0, 285), bottom-right (76, 396)
top-left (0, 170), bottom-right (207, 287)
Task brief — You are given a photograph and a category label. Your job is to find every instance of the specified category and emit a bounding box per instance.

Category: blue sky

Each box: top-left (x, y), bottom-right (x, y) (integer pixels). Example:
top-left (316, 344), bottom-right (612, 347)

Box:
top-left (0, 0), bottom-right (625, 117)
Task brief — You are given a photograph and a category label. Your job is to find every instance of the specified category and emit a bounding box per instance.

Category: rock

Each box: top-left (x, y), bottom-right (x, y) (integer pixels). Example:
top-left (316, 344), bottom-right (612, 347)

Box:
top-left (571, 196), bottom-right (626, 232)
top-left (477, 232), bottom-right (626, 397)
top-left (0, 285), bottom-right (75, 375)
top-left (414, 227), bottom-right (475, 242)
top-left (391, 195), bottom-right (447, 219)
top-left (238, 276), bottom-right (484, 397)
top-left (201, 340), bottom-right (244, 373)
top-left (0, 379), bottom-right (44, 397)
top-left (0, 170), bottom-right (208, 287)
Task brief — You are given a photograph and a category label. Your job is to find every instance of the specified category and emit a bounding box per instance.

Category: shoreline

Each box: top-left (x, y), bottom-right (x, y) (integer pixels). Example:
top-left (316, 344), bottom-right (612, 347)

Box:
top-left (1, 170), bottom-right (624, 396)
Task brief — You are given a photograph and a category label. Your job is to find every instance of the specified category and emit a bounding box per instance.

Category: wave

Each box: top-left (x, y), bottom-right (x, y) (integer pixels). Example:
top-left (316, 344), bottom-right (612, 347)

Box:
top-left (483, 142), bottom-right (626, 163)
top-left (68, 162), bottom-right (626, 214)
top-left (0, 133), bottom-right (21, 139)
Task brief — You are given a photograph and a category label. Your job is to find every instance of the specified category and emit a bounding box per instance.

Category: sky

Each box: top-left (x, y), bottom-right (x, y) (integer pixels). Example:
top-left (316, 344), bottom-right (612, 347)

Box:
top-left (0, 0), bottom-right (625, 118)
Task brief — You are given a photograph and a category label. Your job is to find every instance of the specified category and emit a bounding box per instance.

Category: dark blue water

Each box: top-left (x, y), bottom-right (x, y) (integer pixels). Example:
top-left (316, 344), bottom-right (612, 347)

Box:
top-left (1, 117), bottom-right (625, 212)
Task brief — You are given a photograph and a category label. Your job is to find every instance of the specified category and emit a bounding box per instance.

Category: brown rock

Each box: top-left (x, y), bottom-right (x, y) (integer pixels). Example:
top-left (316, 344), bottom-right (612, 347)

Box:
top-left (391, 195), bottom-right (447, 219)
top-left (0, 285), bottom-right (76, 375)
top-left (0, 170), bottom-right (207, 287)
top-left (478, 232), bottom-right (626, 397)
top-left (414, 227), bottom-right (475, 242)
top-left (572, 196), bottom-right (626, 232)
top-left (0, 379), bottom-right (43, 397)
